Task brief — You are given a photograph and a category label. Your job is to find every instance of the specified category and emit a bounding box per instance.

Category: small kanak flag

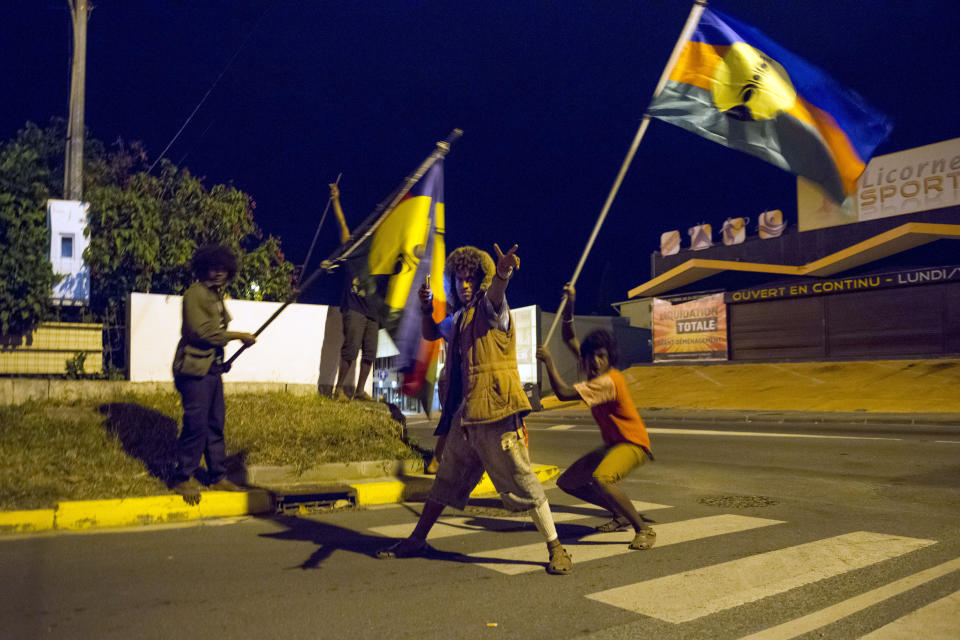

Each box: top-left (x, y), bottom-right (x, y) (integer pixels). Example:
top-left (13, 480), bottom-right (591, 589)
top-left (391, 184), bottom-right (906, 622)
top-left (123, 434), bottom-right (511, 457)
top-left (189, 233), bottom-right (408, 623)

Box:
top-left (647, 7), bottom-right (892, 203)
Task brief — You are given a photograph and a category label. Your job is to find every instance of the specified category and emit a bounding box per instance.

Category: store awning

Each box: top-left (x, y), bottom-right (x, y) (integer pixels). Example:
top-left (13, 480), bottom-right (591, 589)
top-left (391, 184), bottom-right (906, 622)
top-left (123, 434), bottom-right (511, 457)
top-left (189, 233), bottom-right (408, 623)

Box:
top-left (628, 222), bottom-right (960, 298)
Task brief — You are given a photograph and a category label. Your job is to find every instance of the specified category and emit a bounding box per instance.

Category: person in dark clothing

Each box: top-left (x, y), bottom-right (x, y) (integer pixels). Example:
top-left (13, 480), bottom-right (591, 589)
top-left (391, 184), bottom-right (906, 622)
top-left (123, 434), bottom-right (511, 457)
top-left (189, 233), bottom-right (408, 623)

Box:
top-left (170, 244), bottom-right (256, 505)
top-left (329, 182), bottom-right (379, 401)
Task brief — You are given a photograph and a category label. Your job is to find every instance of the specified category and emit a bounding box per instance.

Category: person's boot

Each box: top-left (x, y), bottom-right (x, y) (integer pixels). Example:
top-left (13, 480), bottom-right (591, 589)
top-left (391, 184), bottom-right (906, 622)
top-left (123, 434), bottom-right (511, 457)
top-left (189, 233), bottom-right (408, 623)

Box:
top-left (209, 478), bottom-right (243, 492)
top-left (173, 478), bottom-right (202, 505)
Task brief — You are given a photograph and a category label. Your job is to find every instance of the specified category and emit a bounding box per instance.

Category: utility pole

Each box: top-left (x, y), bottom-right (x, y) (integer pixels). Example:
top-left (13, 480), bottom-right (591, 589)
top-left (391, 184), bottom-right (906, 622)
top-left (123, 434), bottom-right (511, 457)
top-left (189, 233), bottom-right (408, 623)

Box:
top-left (64, 0), bottom-right (89, 201)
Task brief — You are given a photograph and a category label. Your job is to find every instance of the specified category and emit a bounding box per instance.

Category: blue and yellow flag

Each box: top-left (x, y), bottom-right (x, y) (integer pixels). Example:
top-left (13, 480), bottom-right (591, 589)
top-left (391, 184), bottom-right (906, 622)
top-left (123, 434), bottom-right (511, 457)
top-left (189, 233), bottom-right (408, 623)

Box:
top-left (349, 161), bottom-right (446, 406)
top-left (648, 7), bottom-right (892, 203)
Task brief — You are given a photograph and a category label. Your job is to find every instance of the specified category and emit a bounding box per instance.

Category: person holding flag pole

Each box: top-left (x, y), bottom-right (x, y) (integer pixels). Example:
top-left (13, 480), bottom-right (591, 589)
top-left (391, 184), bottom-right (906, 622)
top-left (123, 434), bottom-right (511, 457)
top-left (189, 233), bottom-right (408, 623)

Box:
top-left (222, 130), bottom-right (461, 383)
top-left (328, 180), bottom-right (380, 401)
top-left (537, 283), bottom-right (656, 550)
top-left (530, 0), bottom-right (893, 553)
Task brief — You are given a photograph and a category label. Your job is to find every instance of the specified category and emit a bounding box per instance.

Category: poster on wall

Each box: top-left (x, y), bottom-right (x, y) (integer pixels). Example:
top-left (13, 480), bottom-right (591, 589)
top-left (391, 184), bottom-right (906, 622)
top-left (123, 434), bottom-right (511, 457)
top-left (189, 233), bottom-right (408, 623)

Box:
top-left (652, 293), bottom-right (728, 362)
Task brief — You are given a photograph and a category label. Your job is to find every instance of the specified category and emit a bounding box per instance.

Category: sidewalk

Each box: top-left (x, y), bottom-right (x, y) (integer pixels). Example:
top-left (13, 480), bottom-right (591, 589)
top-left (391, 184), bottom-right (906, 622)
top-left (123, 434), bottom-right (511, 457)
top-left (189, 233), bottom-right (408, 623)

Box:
top-left (539, 357), bottom-right (960, 425)
top-left (544, 406), bottom-right (960, 429)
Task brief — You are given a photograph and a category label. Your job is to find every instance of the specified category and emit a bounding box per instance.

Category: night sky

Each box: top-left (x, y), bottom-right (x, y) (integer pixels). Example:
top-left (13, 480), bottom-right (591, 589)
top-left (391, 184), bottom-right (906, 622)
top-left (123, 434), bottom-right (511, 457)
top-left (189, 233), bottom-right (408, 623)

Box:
top-left (4, 1), bottom-right (960, 313)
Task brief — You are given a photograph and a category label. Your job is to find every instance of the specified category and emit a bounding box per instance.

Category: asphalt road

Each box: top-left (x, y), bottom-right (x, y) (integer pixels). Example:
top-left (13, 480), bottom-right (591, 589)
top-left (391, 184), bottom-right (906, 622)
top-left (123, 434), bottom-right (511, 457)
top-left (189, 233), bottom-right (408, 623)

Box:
top-left (3, 411), bottom-right (960, 639)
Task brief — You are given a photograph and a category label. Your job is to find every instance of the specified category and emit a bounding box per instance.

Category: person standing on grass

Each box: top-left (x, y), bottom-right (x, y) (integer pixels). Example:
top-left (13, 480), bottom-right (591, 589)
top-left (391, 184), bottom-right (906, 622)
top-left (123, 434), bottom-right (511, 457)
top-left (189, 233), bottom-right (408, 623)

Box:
top-left (535, 283), bottom-right (656, 550)
top-left (329, 182), bottom-right (379, 401)
top-left (170, 244), bottom-right (256, 505)
top-left (376, 244), bottom-right (573, 575)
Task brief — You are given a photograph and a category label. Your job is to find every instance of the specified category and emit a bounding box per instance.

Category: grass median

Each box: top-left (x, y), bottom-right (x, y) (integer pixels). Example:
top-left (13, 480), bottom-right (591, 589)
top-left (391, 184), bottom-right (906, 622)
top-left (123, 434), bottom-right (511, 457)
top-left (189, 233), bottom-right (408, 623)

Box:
top-left (0, 391), bottom-right (424, 510)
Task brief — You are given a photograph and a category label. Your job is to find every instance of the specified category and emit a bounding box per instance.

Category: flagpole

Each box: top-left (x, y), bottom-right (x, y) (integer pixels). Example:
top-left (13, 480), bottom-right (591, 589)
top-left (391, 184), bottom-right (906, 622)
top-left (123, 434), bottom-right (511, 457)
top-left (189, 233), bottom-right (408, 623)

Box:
top-left (224, 129), bottom-right (462, 368)
top-left (298, 172), bottom-right (341, 286)
top-left (542, 0), bottom-right (707, 347)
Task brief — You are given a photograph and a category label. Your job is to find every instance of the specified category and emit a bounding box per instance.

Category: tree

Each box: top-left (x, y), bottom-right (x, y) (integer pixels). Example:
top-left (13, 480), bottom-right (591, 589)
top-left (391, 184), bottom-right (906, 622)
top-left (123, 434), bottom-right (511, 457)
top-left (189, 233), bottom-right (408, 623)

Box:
top-left (0, 119), bottom-right (294, 339)
top-left (0, 125), bottom-right (60, 335)
top-left (83, 146), bottom-right (294, 312)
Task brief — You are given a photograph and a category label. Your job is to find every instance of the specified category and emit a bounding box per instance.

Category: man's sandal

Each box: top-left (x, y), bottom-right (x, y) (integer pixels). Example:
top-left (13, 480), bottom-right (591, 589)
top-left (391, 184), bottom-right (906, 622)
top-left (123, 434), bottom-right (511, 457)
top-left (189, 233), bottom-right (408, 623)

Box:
top-left (375, 538), bottom-right (429, 559)
top-left (595, 516), bottom-right (630, 533)
top-left (629, 527), bottom-right (657, 550)
top-left (547, 546), bottom-right (573, 575)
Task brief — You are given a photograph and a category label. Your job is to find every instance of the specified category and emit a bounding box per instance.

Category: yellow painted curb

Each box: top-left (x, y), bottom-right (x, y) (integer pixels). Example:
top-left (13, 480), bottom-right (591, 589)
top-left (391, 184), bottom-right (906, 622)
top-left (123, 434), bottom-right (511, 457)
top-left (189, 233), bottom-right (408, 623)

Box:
top-left (0, 509), bottom-right (56, 534)
top-left (350, 481), bottom-right (407, 506)
top-left (349, 463), bottom-right (561, 506)
top-left (470, 464), bottom-right (560, 496)
top-left (54, 491), bottom-right (273, 531)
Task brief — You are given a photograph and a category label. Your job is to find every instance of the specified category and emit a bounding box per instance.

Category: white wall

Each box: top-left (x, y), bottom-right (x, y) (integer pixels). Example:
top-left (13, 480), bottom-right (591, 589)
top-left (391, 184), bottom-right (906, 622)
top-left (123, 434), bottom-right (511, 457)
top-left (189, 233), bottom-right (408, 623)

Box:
top-left (128, 292), bottom-right (370, 393)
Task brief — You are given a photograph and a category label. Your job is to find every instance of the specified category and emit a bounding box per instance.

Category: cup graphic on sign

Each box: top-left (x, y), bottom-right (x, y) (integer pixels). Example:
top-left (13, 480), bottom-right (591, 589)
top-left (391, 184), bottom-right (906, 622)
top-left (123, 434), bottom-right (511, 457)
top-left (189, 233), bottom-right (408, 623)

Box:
top-left (660, 230), bottom-right (681, 256)
top-left (758, 209), bottom-right (786, 238)
top-left (688, 224), bottom-right (713, 251)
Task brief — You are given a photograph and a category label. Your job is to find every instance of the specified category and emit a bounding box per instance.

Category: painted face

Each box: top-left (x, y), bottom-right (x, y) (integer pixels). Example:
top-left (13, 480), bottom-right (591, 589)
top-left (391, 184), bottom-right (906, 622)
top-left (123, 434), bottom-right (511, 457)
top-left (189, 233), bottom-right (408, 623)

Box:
top-left (207, 267), bottom-right (229, 289)
top-left (582, 346), bottom-right (611, 379)
top-left (455, 267), bottom-right (482, 306)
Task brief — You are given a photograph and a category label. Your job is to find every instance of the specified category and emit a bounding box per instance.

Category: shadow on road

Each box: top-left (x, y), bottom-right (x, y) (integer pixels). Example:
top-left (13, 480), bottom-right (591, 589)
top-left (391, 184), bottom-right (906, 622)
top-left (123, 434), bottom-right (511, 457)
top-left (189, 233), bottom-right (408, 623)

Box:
top-left (258, 513), bottom-right (547, 572)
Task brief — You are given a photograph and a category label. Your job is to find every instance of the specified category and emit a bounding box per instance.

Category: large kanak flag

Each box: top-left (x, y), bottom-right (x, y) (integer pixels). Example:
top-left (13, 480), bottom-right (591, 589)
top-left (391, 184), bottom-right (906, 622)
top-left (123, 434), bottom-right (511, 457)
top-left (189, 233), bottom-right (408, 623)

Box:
top-left (647, 7), bottom-right (892, 203)
top-left (345, 161), bottom-right (446, 410)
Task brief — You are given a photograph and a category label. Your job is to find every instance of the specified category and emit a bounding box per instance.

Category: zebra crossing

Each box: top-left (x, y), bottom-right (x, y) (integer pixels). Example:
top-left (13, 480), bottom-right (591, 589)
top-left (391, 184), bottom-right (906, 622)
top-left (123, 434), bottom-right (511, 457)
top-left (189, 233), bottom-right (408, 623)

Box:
top-left (472, 514), bottom-right (783, 575)
top-left (586, 531), bottom-right (933, 623)
top-left (366, 493), bottom-right (960, 638)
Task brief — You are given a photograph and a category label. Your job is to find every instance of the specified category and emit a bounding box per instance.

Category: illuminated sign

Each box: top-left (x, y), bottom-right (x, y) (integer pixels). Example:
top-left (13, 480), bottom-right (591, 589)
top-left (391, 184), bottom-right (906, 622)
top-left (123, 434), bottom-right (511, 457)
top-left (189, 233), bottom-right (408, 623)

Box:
top-left (652, 293), bottom-right (727, 362)
top-left (726, 265), bottom-right (960, 303)
top-left (797, 137), bottom-right (960, 231)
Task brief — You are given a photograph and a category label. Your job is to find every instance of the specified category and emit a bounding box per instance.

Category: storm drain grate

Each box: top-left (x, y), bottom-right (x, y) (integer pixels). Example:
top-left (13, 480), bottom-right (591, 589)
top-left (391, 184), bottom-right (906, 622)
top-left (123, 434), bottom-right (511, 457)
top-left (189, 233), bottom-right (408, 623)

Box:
top-left (275, 490), bottom-right (356, 515)
top-left (698, 495), bottom-right (779, 508)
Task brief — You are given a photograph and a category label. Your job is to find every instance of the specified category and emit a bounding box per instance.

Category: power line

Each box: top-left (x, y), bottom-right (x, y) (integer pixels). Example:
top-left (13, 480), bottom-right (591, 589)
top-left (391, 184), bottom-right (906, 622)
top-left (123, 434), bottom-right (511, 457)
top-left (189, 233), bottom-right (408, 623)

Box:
top-left (149, 6), bottom-right (270, 173)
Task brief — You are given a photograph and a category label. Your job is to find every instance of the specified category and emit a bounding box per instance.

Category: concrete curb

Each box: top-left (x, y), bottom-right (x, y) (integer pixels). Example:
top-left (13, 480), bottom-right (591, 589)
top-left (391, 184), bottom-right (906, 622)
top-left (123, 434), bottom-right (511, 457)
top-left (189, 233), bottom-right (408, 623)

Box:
top-left (347, 463), bottom-right (560, 506)
top-left (0, 464), bottom-right (560, 536)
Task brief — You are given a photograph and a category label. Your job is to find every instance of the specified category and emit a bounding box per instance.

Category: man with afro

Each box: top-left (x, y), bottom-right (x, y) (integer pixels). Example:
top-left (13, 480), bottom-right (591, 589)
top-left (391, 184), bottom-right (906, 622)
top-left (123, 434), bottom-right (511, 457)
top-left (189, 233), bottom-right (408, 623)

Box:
top-left (376, 243), bottom-right (573, 575)
top-left (170, 244), bottom-right (256, 505)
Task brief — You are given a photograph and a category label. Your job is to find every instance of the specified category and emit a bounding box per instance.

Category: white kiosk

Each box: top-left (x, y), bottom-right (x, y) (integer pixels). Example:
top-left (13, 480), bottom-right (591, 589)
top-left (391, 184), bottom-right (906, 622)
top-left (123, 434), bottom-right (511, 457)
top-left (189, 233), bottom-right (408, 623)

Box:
top-left (47, 199), bottom-right (90, 305)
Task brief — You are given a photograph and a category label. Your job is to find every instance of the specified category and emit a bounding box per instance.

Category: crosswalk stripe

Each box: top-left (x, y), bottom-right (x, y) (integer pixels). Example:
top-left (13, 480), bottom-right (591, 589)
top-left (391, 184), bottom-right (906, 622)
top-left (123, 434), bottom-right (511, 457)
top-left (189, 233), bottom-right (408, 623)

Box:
top-left (737, 556), bottom-right (960, 640)
top-left (586, 531), bottom-right (935, 624)
top-left (858, 588), bottom-right (960, 639)
top-left (368, 501), bottom-right (672, 540)
top-left (473, 514), bottom-right (784, 575)
top-left (547, 424), bottom-right (578, 430)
